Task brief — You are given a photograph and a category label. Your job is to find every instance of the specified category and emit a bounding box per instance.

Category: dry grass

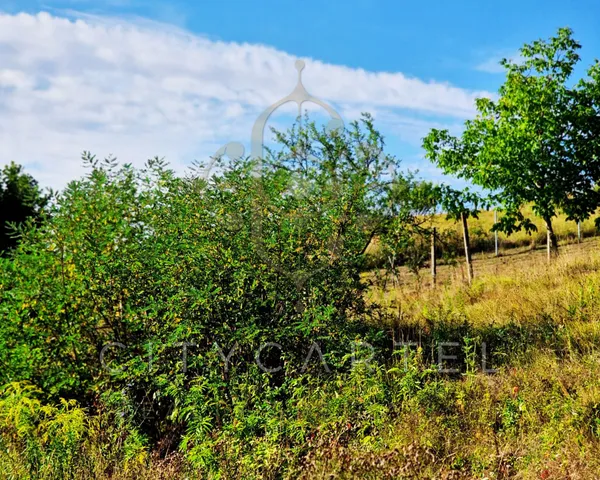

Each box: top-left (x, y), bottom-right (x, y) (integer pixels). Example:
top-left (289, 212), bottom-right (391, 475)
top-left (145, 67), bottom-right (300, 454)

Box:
top-left (366, 235), bottom-right (600, 310)
top-left (300, 355), bottom-right (600, 479)
top-left (326, 241), bottom-right (600, 479)
top-left (432, 206), bottom-right (598, 249)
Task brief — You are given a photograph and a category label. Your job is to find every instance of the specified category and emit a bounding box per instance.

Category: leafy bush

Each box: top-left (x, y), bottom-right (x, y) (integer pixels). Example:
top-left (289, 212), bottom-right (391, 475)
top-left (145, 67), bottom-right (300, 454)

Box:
top-left (0, 162), bottom-right (50, 256)
top-left (0, 382), bottom-right (148, 479)
top-left (0, 115), bottom-right (410, 465)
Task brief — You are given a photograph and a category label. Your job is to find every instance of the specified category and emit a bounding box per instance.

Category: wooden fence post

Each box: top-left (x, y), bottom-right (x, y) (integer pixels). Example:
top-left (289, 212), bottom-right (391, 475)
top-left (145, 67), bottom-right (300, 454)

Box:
top-left (577, 221), bottom-right (581, 243)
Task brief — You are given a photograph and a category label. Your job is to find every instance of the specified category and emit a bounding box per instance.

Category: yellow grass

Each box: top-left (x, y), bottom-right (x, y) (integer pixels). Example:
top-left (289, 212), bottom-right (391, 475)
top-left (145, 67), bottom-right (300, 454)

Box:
top-left (340, 237), bottom-right (600, 479)
top-left (433, 206), bottom-right (598, 249)
top-left (365, 207), bottom-right (599, 260)
top-left (365, 237), bottom-right (600, 353)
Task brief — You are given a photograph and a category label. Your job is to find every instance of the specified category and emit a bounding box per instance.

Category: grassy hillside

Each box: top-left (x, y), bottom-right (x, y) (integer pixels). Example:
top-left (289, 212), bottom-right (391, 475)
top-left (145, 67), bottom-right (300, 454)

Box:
top-left (4, 239), bottom-right (600, 478)
top-left (365, 207), bottom-right (600, 273)
top-left (367, 226), bottom-right (600, 291)
top-left (433, 206), bottom-right (599, 252)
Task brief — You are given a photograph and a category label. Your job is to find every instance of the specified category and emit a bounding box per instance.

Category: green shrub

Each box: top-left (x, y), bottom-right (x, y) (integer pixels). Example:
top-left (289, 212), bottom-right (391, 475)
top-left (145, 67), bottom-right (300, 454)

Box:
top-left (0, 115), bottom-right (413, 473)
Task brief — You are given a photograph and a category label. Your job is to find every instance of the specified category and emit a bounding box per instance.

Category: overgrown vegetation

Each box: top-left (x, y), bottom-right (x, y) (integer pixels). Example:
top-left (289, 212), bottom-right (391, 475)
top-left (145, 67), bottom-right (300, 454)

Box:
top-left (4, 245), bottom-right (600, 478)
top-left (1, 27), bottom-right (600, 480)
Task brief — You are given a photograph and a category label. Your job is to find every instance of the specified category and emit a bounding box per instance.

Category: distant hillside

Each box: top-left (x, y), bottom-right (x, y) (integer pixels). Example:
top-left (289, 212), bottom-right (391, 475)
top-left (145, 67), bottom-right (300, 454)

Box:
top-left (366, 207), bottom-right (600, 263)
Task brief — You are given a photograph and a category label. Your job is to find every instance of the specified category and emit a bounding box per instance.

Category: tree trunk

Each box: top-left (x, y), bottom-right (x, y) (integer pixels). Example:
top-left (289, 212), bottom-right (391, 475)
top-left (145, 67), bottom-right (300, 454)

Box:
top-left (494, 210), bottom-right (499, 257)
top-left (461, 212), bottom-right (473, 284)
top-left (544, 216), bottom-right (559, 262)
top-left (431, 227), bottom-right (437, 288)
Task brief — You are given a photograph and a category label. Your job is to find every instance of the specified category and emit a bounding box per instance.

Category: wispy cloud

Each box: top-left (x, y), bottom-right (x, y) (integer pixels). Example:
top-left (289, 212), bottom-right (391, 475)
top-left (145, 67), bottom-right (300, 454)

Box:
top-left (475, 58), bottom-right (506, 74)
top-left (475, 51), bottom-right (522, 74)
top-left (0, 11), bottom-right (491, 189)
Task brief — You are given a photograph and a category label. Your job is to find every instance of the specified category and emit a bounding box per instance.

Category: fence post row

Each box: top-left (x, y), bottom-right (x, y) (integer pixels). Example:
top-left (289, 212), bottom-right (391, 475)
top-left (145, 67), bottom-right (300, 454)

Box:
top-left (494, 210), bottom-right (499, 256)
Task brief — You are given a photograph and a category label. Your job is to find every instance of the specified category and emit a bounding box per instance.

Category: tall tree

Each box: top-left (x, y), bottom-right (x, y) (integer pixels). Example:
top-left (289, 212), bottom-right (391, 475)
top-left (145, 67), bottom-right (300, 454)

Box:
top-left (0, 162), bottom-right (49, 255)
top-left (423, 28), bottom-right (600, 261)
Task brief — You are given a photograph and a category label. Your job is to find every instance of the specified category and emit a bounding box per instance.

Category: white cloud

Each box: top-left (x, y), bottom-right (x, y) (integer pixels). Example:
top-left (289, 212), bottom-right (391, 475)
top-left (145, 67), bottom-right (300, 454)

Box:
top-left (0, 11), bottom-right (490, 189)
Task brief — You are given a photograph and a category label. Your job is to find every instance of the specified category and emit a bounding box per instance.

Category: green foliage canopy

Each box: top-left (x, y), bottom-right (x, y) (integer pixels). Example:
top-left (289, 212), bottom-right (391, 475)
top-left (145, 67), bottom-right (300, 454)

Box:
top-left (0, 162), bottom-right (49, 255)
top-left (423, 27), bottom-right (600, 249)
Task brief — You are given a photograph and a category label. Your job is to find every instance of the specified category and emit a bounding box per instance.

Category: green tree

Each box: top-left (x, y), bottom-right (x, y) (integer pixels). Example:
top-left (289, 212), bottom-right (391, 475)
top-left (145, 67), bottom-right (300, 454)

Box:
top-left (377, 174), bottom-right (440, 281)
top-left (0, 162), bottom-right (50, 255)
top-left (423, 27), bottom-right (600, 261)
top-left (436, 185), bottom-right (486, 283)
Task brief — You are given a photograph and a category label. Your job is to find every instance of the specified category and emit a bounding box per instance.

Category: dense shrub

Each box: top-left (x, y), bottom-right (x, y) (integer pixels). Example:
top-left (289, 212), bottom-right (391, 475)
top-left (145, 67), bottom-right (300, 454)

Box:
top-left (0, 116), bottom-right (404, 460)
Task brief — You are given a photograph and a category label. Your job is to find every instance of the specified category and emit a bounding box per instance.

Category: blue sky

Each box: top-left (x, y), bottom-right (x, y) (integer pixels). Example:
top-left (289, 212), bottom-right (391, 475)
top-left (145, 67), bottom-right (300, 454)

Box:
top-left (1, 0), bottom-right (599, 189)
